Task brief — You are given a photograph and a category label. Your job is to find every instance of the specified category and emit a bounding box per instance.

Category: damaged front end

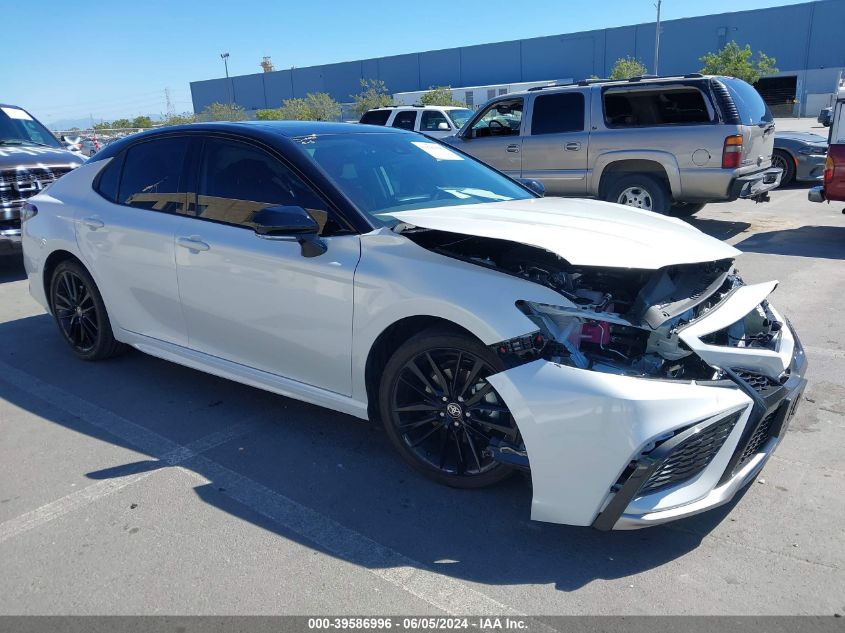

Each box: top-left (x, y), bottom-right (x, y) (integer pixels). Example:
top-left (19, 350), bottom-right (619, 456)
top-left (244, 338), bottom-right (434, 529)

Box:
top-left (403, 228), bottom-right (807, 528)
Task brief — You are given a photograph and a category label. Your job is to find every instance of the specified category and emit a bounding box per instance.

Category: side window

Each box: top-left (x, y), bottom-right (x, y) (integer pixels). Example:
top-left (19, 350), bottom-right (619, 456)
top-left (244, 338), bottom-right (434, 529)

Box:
top-left (471, 99), bottom-right (523, 137)
top-left (118, 137), bottom-right (189, 212)
top-left (604, 87), bottom-right (713, 127)
top-left (360, 110), bottom-right (391, 125)
top-left (195, 138), bottom-right (339, 235)
top-left (531, 93), bottom-right (585, 135)
top-left (391, 111), bottom-right (418, 130)
top-left (420, 110), bottom-right (450, 132)
top-left (94, 153), bottom-right (124, 202)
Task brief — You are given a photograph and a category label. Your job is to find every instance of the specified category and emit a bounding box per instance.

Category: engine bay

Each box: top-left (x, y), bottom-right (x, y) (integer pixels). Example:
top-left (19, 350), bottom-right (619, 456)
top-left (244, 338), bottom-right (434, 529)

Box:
top-left (404, 228), bottom-right (771, 381)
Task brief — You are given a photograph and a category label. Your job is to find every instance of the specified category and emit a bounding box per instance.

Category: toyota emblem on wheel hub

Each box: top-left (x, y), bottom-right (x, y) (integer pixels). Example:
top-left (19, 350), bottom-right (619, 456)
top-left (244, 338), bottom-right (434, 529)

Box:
top-left (446, 402), bottom-right (463, 418)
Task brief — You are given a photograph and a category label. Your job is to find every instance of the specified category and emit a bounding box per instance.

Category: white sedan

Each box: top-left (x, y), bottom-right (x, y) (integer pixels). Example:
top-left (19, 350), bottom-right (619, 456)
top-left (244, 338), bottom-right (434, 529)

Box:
top-left (20, 121), bottom-right (807, 529)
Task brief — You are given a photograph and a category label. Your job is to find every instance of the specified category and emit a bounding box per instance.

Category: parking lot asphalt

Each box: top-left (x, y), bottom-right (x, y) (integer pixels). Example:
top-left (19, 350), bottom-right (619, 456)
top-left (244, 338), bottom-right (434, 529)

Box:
top-left (0, 184), bottom-right (843, 617)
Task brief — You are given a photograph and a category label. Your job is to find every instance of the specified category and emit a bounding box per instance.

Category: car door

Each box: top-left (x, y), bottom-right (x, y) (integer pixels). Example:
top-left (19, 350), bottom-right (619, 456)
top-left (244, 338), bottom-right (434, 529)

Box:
top-left (449, 98), bottom-right (524, 177)
top-left (419, 110), bottom-right (454, 138)
top-left (520, 90), bottom-right (590, 195)
top-left (174, 135), bottom-right (360, 395)
top-left (76, 136), bottom-right (190, 345)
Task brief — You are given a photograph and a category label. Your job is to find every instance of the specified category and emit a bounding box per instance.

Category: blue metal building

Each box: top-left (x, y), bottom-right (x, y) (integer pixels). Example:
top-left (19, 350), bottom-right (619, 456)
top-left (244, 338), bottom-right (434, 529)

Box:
top-left (190, 0), bottom-right (845, 117)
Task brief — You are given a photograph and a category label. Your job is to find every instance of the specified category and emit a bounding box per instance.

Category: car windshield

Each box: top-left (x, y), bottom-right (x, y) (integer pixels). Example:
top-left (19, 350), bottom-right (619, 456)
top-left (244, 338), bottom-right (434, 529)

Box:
top-left (295, 132), bottom-right (533, 222)
top-left (0, 106), bottom-right (62, 148)
top-left (446, 108), bottom-right (473, 129)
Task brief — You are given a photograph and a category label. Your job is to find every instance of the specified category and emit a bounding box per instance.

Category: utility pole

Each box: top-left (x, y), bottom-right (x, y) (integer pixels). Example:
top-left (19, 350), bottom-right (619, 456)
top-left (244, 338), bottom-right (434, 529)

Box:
top-left (654, 0), bottom-right (662, 76)
top-left (165, 87), bottom-right (175, 118)
top-left (220, 52), bottom-right (232, 104)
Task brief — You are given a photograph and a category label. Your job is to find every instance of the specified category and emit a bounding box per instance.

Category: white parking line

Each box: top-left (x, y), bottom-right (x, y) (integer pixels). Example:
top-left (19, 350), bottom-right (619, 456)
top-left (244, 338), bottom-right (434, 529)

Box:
top-left (0, 425), bottom-right (248, 545)
top-left (0, 360), bottom-right (532, 619)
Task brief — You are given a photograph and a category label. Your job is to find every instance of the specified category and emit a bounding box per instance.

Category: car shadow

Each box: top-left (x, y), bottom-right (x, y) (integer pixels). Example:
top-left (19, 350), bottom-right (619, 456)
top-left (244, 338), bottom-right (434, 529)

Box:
top-left (683, 217), bottom-right (751, 241)
top-left (0, 252), bottom-right (26, 283)
top-left (0, 313), bottom-right (743, 593)
top-left (733, 225), bottom-right (845, 260)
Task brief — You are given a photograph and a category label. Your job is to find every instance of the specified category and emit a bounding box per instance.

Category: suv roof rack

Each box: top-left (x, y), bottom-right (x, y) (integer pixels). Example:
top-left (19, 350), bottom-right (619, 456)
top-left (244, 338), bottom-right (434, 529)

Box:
top-left (526, 73), bottom-right (709, 92)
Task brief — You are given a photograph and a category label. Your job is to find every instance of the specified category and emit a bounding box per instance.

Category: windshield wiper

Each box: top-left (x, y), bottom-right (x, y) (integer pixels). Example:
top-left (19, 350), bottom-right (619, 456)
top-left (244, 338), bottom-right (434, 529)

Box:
top-left (0, 139), bottom-right (55, 148)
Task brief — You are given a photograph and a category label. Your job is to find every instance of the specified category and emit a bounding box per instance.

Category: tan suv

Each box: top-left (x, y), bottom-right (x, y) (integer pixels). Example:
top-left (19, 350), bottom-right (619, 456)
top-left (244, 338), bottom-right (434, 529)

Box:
top-left (443, 74), bottom-right (781, 215)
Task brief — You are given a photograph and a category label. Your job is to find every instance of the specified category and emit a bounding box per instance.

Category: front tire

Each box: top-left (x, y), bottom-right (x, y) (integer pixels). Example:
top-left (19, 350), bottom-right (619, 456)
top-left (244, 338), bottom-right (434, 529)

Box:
top-left (378, 328), bottom-right (519, 489)
top-left (771, 150), bottom-right (795, 187)
top-left (50, 260), bottom-right (126, 361)
top-left (605, 174), bottom-right (670, 213)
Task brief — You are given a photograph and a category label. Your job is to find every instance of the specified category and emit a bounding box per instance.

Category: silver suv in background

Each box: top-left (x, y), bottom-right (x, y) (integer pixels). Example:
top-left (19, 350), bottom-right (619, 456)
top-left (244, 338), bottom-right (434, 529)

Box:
top-left (444, 74), bottom-right (781, 215)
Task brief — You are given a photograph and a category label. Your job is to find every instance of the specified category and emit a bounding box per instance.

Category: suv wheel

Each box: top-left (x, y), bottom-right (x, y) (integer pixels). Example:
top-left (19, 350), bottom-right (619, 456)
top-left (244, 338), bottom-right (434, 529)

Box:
top-left (379, 328), bottom-right (519, 489)
top-left (771, 150), bottom-right (795, 187)
top-left (605, 174), bottom-right (670, 213)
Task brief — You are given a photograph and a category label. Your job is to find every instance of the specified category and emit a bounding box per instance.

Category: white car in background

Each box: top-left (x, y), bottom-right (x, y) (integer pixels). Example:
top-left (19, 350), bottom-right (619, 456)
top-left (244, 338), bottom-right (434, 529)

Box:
top-left (360, 105), bottom-right (473, 138)
top-left (21, 121), bottom-right (807, 530)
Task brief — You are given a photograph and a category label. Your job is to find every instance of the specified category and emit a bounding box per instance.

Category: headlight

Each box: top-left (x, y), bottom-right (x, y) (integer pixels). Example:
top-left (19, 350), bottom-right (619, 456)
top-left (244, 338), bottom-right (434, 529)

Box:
top-left (799, 146), bottom-right (827, 156)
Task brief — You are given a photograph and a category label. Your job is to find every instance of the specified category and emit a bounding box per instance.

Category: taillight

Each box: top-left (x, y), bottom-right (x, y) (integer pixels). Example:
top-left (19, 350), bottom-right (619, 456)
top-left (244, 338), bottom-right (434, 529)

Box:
top-left (722, 134), bottom-right (743, 169)
top-left (824, 155), bottom-right (835, 185)
top-left (21, 202), bottom-right (38, 222)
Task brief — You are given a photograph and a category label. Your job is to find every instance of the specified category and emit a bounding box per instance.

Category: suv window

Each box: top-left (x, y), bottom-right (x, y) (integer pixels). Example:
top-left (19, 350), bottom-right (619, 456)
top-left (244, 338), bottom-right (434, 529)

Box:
top-left (360, 110), bottom-right (391, 126)
top-left (603, 87), bottom-right (713, 127)
top-left (531, 93), bottom-right (585, 135)
top-left (391, 110), bottom-right (417, 130)
top-left (471, 99), bottom-right (523, 137)
top-left (196, 137), bottom-right (337, 234)
top-left (118, 137), bottom-right (189, 212)
top-left (420, 110), bottom-right (450, 132)
top-left (722, 78), bottom-right (773, 126)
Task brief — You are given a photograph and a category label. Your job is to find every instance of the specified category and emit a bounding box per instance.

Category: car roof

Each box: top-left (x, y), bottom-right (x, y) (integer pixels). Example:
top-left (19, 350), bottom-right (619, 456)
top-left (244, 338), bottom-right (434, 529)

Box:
top-left (505, 73), bottom-right (720, 96)
top-left (368, 105), bottom-right (468, 111)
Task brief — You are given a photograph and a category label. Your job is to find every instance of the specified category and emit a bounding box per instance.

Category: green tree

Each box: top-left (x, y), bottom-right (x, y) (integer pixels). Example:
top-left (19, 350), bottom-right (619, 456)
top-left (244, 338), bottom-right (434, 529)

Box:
top-left (699, 41), bottom-right (778, 85)
top-left (131, 115), bottom-right (154, 128)
top-left (197, 102), bottom-right (248, 122)
top-left (92, 121), bottom-right (112, 131)
top-left (351, 79), bottom-right (392, 116)
top-left (110, 118), bottom-right (132, 129)
top-left (609, 56), bottom-right (648, 80)
top-left (278, 98), bottom-right (312, 120)
top-left (255, 108), bottom-right (286, 120)
top-left (304, 92), bottom-right (341, 121)
top-left (419, 86), bottom-right (464, 107)
top-left (161, 112), bottom-right (197, 126)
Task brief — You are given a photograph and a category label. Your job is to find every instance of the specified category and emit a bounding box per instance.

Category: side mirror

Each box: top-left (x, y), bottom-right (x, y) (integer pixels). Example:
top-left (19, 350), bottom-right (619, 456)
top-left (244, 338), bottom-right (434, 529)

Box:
top-left (252, 205), bottom-right (327, 258)
top-left (437, 121), bottom-right (450, 131)
top-left (518, 178), bottom-right (545, 197)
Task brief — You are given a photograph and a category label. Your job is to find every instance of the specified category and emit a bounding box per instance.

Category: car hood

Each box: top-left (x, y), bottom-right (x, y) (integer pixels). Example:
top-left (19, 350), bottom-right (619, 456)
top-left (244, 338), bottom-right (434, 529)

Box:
top-left (0, 144), bottom-right (85, 168)
top-left (775, 131), bottom-right (828, 145)
top-left (387, 197), bottom-right (740, 269)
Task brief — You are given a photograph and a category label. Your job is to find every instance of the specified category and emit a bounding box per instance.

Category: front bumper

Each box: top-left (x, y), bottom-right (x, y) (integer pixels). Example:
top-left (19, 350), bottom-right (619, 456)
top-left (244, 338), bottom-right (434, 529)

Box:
top-left (487, 290), bottom-right (806, 529)
top-left (808, 185), bottom-right (826, 203)
top-left (729, 167), bottom-right (782, 201)
top-left (795, 154), bottom-right (826, 182)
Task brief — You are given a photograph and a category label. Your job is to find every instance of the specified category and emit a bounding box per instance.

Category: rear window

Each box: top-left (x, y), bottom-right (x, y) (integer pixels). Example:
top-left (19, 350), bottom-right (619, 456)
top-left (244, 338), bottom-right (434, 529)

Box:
top-left (94, 153), bottom-right (124, 202)
top-left (391, 111), bottom-right (417, 130)
top-left (531, 93), bottom-right (585, 135)
top-left (603, 87), bottom-right (713, 127)
top-left (360, 110), bottom-right (391, 126)
top-left (722, 78), bottom-right (773, 126)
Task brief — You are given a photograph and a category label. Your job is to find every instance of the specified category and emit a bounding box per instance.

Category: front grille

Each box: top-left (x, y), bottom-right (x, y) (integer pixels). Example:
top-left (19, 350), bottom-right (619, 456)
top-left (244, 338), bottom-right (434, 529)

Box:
top-left (639, 410), bottom-right (743, 494)
top-left (0, 166), bottom-right (74, 211)
top-left (733, 368), bottom-right (782, 397)
top-left (731, 408), bottom-right (778, 475)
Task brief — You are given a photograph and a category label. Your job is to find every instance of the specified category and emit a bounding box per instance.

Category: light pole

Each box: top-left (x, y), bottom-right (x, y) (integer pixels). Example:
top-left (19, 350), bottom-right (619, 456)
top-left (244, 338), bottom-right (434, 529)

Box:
top-left (220, 53), bottom-right (232, 104)
top-left (654, 0), bottom-right (662, 76)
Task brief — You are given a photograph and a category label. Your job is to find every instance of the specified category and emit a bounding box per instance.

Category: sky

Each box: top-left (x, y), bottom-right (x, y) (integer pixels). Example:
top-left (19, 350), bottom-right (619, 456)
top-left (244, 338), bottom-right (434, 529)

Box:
top-left (2, 0), bottom-right (811, 126)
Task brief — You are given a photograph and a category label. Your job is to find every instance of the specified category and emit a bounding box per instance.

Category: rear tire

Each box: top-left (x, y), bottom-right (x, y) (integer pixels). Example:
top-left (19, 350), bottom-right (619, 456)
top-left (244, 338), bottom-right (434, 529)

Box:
top-left (605, 174), bottom-right (671, 213)
top-left (378, 327), bottom-right (518, 489)
top-left (771, 150), bottom-right (795, 187)
top-left (49, 260), bottom-right (126, 361)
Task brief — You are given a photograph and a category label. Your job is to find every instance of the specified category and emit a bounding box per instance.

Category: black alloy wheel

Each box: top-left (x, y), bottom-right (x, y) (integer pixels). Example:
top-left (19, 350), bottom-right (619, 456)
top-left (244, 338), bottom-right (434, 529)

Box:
top-left (50, 259), bottom-right (125, 361)
top-left (771, 150), bottom-right (795, 187)
top-left (380, 329), bottom-right (520, 488)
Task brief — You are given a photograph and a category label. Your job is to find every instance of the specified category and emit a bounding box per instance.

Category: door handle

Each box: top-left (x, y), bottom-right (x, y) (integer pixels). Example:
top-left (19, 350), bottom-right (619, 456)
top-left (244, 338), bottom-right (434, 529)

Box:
top-left (506, 144), bottom-right (520, 153)
top-left (177, 236), bottom-right (210, 252)
top-left (565, 142), bottom-right (581, 151)
top-left (82, 216), bottom-right (104, 230)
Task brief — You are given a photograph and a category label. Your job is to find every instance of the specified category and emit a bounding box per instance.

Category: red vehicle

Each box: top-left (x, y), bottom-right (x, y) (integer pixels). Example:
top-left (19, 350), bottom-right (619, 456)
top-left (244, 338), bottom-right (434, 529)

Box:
top-left (809, 84), bottom-right (845, 205)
